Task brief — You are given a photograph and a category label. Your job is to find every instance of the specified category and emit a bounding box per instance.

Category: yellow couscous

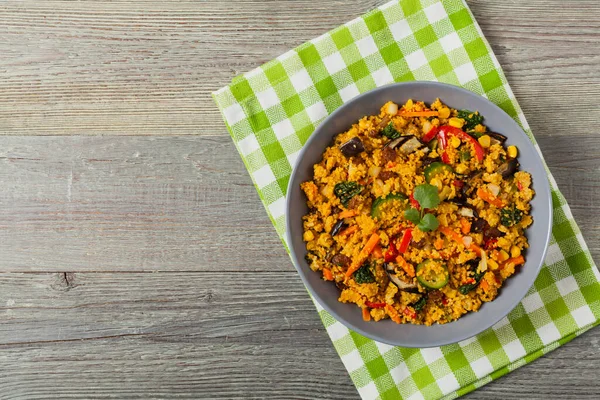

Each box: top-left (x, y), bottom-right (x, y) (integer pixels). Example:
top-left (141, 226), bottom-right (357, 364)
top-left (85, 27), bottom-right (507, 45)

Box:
top-left (301, 99), bottom-right (534, 325)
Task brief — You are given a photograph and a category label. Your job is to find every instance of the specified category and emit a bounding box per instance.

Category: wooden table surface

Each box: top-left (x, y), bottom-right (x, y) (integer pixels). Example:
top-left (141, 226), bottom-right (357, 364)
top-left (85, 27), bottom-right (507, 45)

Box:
top-left (0, 1), bottom-right (599, 398)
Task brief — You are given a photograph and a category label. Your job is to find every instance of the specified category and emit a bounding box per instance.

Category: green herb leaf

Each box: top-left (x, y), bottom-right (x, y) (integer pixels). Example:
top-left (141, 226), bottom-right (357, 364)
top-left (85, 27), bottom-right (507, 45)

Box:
top-left (457, 109), bottom-right (484, 130)
top-left (500, 206), bottom-right (523, 227)
top-left (353, 263), bottom-right (375, 284)
top-left (413, 296), bottom-right (427, 311)
top-left (417, 213), bottom-right (439, 232)
top-left (382, 123), bottom-right (401, 139)
top-left (413, 184), bottom-right (440, 209)
top-left (404, 208), bottom-right (421, 225)
top-left (334, 181), bottom-right (363, 207)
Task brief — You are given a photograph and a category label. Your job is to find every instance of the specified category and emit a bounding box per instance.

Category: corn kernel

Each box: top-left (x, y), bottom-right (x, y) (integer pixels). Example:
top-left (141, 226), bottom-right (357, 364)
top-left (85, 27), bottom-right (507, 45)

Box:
top-left (450, 136), bottom-right (461, 148)
top-left (303, 231), bottom-right (315, 242)
top-left (438, 107), bottom-right (451, 119)
top-left (455, 164), bottom-right (468, 174)
top-left (507, 145), bottom-right (518, 158)
top-left (430, 178), bottom-right (443, 190)
top-left (448, 117), bottom-right (464, 128)
top-left (478, 135), bottom-right (491, 148)
top-left (511, 245), bottom-right (521, 258)
top-left (488, 259), bottom-right (499, 270)
top-left (405, 99), bottom-right (413, 109)
top-left (439, 186), bottom-right (452, 200)
top-left (499, 250), bottom-right (510, 262)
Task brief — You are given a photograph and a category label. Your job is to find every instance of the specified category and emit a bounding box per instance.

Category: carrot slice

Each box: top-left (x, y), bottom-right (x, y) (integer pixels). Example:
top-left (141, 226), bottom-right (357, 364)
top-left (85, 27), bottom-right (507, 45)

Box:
top-left (372, 244), bottom-right (384, 259)
top-left (501, 255), bottom-right (525, 269)
top-left (480, 279), bottom-right (490, 291)
top-left (476, 187), bottom-right (505, 208)
top-left (346, 233), bottom-right (381, 278)
top-left (362, 308), bottom-right (371, 322)
top-left (385, 304), bottom-right (402, 324)
top-left (440, 227), bottom-right (484, 256)
top-left (460, 218), bottom-right (471, 235)
top-left (322, 268), bottom-right (334, 281)
top-left (339, 225), bottom-right (358, 237)
top-left (339, 209), bottom-right (358, 219)
top-left (395, 255), bottom-right (415, 277)
top-left (398, 110), bottom-right (440, 117)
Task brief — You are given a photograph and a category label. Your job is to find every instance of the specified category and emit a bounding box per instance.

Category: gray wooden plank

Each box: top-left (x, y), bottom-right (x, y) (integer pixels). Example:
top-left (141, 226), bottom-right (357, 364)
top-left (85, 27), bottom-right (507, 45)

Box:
top-left (0, 134), bottom-right (598, 274)
top-left (0, 0), bottom-right (597, 136)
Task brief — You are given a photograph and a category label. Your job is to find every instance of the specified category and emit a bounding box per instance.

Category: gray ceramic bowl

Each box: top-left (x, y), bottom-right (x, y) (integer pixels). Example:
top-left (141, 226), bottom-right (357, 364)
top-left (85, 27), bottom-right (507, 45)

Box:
top-left (286, 81), bottom-right (552, 347)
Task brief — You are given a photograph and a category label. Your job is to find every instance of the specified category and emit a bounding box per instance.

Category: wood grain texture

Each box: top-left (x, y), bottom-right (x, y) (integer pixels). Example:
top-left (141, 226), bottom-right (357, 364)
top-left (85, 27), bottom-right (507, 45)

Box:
top-left (0, 0), bottom-right (599, 399)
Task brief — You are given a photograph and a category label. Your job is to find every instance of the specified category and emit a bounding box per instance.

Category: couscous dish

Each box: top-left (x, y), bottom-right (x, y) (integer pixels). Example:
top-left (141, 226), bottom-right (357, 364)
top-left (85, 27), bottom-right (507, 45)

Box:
top-left (301, 99), bottom-right (534, 325)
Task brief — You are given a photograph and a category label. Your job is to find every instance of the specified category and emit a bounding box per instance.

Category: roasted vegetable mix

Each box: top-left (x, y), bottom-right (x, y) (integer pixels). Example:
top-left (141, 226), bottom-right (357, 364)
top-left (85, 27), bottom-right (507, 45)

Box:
top-left (301, 99), bottom-right (534, 325)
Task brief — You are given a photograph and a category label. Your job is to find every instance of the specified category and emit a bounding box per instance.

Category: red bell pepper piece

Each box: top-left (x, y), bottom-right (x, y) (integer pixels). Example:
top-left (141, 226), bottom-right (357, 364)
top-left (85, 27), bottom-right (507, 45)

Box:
top-left (438, 126), bottom-right (485, 162)
top-left (384, 240), bottom-right (398, 263)
top-left (517, 181), bottom-right (523, 191)
top-left (441, 296), bottom-right (448, 306)
top-left (397, 229), bottom-right (413, 254)
top-left (422, 126), bottom-right (438, 143)
top-left (409, 193), bottom-right (420, 210)
top-left (484, 238), bottom-right (498, 250)
top-left (452, 179), bottom-right (464, 188)
top-left (403, 307), bottom-right (417, 319)
top-left (366, 301), bottom-right (386, 309)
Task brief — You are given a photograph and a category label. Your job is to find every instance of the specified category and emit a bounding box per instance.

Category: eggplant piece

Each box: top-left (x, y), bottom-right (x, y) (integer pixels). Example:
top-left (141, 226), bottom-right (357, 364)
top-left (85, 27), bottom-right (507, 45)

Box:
top-left (399, 137), bottom-right (425, 154)
top-left (385, 263), bottom-right (419, 292)
top-left (471, 218), bottom-right (487, 233)
top-left (385, 136), bottom-right (409, 150)
top-left (496, 159), bottom-right (519, 178)
top-left (489, 132), bottom-right (508, 143)
top-left (421, 157), bottom-right (441, 168)
top-left (331, 220), bottom-right (348, 236)
top-left (331, 254), bottom-right (351, 267)
top-left (339, 137), bottom-right (365, 157)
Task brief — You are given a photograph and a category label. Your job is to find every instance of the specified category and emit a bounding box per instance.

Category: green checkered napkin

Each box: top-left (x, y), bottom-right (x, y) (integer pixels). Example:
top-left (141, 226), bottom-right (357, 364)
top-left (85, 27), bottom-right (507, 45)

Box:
top-left (213, 1), bottom-right (600, 398)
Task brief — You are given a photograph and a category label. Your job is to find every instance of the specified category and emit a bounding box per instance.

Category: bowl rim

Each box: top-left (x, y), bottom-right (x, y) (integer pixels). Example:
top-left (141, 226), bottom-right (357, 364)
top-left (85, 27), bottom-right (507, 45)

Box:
top-left (285, 81), bottom-right (553, 347)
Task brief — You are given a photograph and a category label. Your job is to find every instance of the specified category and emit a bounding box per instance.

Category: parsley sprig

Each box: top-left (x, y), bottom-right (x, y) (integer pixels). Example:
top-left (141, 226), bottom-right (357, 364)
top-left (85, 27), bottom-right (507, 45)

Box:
top-left (404, 184), bottom-right (440, 232)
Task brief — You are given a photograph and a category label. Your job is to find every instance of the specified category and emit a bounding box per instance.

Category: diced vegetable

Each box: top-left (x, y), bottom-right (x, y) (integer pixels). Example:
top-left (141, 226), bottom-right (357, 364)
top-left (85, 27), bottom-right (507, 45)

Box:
top-left (339, 209), bottom-right (358, 219)
top-left (339, 225), bottom-right (358, 237)
top-left (382, 123), bottom-right (401, 139)
top-left (496, 159), bottom-right (519, 178)
top-left (362, 308), bottom-right (371, 321)
top-left (352, 263), bottom-right (375, 284)
top-left (500, 206), bottom-right (524, 227)
top-left (346, 233), bottom-right (381, 278)
top-left (460, 218), bottom-right (471, 234)
top-left (371, 193), bottom-right (408, 218)
top-left (322, 268), bottom-right (334, 281)
top-left (422, 126), bottom-right (439, 143)
top-left (502, 255), bottom-right (525, 269)
top-left (413, 296), bottom-right (427, 311)
top-left (448, 118), bottom-right (465, 128)
top-left (458, 270), bottom-right (484, 294)
top-left (331, 220), bottom-right (348, 236)
top-left (365, 301), bottom-right (387, 309)
top-left (397, 229), bottom-right (413, 254)
top-left (459, 150), bottom-right (472, 162)
top-left (396, 255), bottom-right (415, 277)
top-left (510, 245), bottom-right (521, 258)
top-left (384, 240), bottom-right (398, 263)
top-left (416, 259), bottom-right (449, 289)
top-left (386, 102), bottom-right (399, 115)
top-left (399, 137), bottom-right (425, 154)
top-left (449, 136), bottom-right (461, 148)
top-left (437, 125), bottom-right (485, 162)
top-left (487, 183), bottom-right (500, 197)
top-left (424, 162), bottom-right (453, 183)
top-left (339, 137), bottom-right (365, 157)
top-left (478, 135), bottom-right (491, 148)
top-left (334, 181), bottom-right (363, 207)
top-left (385, 304), bottom-right (402, 323)
top-left (476, 187), bottom-right (505, 208)
top-left (372, 244), bottom-right (384, 259)
top-left (457, 110), bottom-right (484, 130)
top-left (507, 145), bottom-right (518, 158)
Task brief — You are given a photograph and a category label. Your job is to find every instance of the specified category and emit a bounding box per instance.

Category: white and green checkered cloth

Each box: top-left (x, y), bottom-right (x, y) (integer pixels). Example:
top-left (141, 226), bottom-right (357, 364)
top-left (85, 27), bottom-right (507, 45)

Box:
top-left (213, 1), bottom-right (600, 398)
